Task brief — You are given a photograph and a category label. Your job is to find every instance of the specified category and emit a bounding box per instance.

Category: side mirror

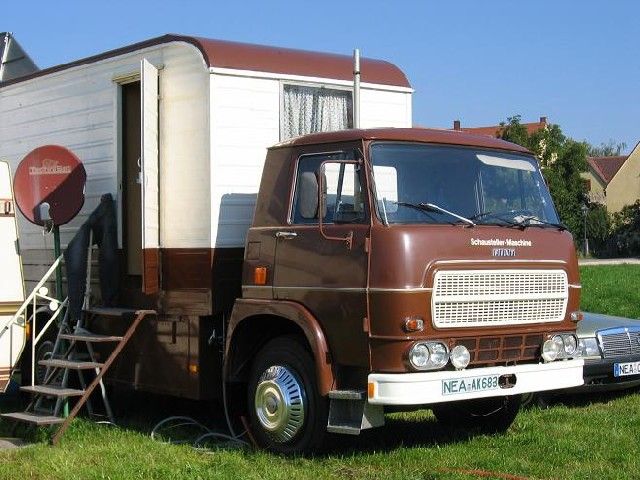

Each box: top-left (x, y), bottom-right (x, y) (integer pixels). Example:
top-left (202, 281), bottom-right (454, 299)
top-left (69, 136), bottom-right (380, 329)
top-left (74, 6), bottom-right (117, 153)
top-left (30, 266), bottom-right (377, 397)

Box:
top-left (298, 172), bottom-right (319, 219)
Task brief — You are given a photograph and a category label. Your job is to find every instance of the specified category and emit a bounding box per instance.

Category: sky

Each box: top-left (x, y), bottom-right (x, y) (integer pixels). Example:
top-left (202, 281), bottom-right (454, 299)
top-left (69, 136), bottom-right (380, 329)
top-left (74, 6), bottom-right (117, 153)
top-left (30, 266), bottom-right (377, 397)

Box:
top-left (4, 0), bottom-right (639, 153)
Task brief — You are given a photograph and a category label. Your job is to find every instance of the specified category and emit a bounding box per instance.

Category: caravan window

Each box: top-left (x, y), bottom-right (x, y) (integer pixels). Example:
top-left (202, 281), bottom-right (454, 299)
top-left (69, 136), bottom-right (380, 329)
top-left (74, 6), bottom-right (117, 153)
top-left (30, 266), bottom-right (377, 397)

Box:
top-left (281, 85), bottom-right (353, 140)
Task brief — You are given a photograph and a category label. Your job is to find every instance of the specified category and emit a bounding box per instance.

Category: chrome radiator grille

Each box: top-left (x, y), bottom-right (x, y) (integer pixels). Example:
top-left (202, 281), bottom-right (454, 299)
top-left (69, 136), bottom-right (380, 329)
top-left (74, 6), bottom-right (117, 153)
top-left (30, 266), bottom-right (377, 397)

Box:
top-left (432, 269), bottom-right (568, 328)
top-left (598, 327), bottom-right (640, 358)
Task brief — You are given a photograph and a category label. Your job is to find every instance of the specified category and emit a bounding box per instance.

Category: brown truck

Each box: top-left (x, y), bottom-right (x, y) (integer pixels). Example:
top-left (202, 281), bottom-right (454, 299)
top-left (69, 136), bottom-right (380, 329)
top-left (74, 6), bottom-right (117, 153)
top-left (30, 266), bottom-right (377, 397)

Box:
top-left (224, 127), bottom-right (584, 452)
top-left (1, 35), bottom-right (583, 453)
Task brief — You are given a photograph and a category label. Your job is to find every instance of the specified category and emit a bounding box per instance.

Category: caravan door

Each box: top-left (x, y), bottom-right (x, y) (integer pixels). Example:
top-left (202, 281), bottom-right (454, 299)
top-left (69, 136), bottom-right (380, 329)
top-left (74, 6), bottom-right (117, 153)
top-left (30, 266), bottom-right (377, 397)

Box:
top-left (0, 161), bottom-right (25, 393)
top-left (140, 59), bottom-right (160, 294)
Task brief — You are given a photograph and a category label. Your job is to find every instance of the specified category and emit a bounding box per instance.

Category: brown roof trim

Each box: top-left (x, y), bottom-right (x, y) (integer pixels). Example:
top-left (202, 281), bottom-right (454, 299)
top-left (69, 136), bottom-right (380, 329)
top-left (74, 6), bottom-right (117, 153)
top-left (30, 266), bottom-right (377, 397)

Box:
top-left (275, 128), bottom-right (532, 154)
top-left (0, 34), bottom-right (410, 88)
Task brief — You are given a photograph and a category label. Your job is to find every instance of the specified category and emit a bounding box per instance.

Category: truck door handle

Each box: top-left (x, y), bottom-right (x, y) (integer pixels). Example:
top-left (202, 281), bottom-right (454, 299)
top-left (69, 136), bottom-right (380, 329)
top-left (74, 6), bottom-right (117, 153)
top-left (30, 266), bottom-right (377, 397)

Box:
top-left (275, 231), bottom-right (297, 239)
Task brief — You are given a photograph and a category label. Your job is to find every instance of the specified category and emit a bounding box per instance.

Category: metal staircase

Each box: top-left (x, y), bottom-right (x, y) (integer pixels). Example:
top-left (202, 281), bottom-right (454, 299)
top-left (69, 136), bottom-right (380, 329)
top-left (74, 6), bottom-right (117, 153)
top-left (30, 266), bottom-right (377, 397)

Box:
top-left (1, 306), bottom-right (156, 445)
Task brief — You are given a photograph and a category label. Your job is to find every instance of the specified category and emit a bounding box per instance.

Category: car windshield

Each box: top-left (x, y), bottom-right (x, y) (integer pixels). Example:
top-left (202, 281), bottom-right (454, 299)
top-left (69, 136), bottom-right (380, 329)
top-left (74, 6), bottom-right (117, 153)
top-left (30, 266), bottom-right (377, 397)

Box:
top-left (370, 142), bottom-right (560, 226)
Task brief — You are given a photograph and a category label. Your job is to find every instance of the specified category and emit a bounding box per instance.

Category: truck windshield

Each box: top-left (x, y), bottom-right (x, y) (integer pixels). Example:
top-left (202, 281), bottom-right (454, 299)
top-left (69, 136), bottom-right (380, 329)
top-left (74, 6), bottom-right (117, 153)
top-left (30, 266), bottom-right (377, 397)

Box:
top-left (370, 143), bottom-right (560, 226)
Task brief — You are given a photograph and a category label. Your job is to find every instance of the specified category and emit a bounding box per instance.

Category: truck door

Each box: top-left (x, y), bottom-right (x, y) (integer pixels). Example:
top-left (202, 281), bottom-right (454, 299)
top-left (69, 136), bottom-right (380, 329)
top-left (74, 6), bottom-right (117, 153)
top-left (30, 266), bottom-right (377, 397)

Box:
top-left (273, 150), bottom-right (370, 368)
top-left (0, 161), bottom-right (25, 392)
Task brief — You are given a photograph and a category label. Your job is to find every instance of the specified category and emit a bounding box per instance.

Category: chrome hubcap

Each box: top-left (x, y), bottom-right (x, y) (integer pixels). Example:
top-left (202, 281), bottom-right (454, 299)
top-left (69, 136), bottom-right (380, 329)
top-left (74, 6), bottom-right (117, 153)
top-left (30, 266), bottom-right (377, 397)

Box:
top-left (254, 365), bottom-right (305, 443)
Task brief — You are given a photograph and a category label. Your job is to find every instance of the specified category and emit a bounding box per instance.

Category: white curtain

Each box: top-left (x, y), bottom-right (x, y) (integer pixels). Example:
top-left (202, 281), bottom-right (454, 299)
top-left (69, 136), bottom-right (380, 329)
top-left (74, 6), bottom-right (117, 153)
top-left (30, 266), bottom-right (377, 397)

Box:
top-left (281, 85), bottom-right (353, 140)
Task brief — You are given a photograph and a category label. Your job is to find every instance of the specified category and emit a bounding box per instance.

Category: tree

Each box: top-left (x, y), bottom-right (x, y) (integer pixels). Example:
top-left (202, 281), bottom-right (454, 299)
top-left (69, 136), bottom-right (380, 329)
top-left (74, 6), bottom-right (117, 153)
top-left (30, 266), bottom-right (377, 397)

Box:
top-left (610, 200), bottom-right (640, 256)
top-left (586, 204), bottom-right (611, 255)
top-left (588, 140), bottom-right (627, 157)
top-left (499, 116), bottom-right (588, 242)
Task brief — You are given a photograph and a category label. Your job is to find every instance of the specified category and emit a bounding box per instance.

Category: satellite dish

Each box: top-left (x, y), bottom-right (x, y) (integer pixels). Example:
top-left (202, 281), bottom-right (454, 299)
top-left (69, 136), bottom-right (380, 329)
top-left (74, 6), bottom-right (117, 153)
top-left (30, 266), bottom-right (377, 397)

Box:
top-left (13, 145), bottom-right (86, 226)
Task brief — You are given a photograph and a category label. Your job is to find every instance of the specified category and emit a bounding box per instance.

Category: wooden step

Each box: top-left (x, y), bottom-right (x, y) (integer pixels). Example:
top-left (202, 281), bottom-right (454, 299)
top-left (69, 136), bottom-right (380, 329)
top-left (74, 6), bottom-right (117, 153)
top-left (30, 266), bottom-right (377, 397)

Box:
top-left (328, 390), bottom-right (366, 400)
top-left (1, 412), bottom-right (64, 426)
top-left (39, 359), bottom-right (103, 370)
top-left (21, 385), bottom-right (85, 397)
top-left (326, 423), bottom-right (362, 435)
top-left (59, 332), bottom-right (123, 343)
top-left (84, 307), bottom-right (138, 319)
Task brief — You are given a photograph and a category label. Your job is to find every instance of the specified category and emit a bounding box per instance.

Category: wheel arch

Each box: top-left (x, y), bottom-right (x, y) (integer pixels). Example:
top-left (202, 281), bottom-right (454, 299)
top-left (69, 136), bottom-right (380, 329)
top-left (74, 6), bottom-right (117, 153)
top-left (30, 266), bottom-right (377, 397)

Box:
top-left (225, 299), bottom-right (335, 395)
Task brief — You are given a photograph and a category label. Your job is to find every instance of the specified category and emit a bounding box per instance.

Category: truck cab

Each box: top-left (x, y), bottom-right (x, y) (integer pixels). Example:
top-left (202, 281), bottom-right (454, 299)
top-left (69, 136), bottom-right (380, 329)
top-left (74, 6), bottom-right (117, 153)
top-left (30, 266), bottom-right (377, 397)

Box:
top-left (226, 127), bottom-right (584, 453)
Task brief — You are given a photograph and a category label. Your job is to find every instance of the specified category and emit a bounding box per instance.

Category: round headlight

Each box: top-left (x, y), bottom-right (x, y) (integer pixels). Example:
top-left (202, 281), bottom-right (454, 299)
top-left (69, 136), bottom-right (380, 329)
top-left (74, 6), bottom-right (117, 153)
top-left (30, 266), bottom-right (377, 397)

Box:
top-left (542, 338), bottom-right (561, 362)
top-left (429, 343), bottom-right (449, 368)
top-left (450, 345), bottom-right (470, 370)
top-left (409, 343), bottom-right (430, 369)
top-left (563, 335), bottom-right (578, 355)
top-left (552, 335), bottom-right (564, 351)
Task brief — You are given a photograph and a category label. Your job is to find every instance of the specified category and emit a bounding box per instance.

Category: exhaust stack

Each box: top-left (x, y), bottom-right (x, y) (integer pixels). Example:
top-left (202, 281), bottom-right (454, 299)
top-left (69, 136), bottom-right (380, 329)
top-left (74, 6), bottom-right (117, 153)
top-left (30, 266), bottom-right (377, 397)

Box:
top-left (353, 48), bottom-right (360, 129)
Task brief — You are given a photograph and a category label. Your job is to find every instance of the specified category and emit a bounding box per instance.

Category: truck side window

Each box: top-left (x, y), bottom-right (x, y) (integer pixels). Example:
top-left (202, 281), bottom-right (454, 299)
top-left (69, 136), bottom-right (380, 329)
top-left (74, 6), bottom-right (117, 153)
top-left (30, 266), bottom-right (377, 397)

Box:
top-left (291, 154), bottom-right (367, 224)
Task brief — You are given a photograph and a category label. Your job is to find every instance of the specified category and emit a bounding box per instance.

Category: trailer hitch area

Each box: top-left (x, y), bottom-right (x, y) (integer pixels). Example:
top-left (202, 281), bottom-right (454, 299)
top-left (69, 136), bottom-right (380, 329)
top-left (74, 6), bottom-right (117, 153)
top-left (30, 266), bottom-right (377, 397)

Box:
top-left (498, 374), bottom-right (517, 389)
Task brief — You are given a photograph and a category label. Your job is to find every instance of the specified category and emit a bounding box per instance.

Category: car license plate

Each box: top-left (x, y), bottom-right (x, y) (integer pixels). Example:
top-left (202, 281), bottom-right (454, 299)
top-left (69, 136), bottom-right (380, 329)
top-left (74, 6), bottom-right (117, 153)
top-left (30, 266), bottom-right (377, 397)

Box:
top-left (614, 361), bottom-right (640, 377)
top-left (442, 374), bottom-right (500, 396)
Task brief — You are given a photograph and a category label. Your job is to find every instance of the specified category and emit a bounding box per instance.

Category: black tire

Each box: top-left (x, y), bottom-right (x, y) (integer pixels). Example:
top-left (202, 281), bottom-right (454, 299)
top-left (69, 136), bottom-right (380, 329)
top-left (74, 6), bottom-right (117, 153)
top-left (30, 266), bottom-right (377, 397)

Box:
top-left (20, 339), bottom-right (55, 386)
top-left (521, 391), bottom-right (550, 409)
top-left (19, 309), bottom-right (59, 389)
top-left (247, 335), bottom-right (328, 454)
top-left (432, 394), bottom-right (521, 434)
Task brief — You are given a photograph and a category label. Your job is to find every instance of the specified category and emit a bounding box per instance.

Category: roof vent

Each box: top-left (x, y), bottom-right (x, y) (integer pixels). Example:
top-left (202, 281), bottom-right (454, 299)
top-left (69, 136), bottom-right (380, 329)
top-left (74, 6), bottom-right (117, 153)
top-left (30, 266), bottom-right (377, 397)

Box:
top-left (0, 32), bottom-right (39, 82)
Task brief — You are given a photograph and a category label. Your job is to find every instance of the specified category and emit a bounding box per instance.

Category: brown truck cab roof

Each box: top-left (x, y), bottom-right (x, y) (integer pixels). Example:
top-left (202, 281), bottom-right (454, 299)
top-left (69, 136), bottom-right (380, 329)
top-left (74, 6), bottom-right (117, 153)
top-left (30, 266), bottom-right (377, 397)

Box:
top-left (273, 127), bottom-right (532, 155)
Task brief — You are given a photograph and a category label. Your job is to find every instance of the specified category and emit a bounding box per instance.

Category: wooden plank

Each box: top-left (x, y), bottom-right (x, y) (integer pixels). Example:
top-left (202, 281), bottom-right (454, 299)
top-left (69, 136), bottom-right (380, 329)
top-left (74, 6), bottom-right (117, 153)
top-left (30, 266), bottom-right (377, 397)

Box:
top-left (85, 307), bottom-right (138, 318)
top-left (38, 359), bottom-right (103, 370)
top-left (1, 412), bottom-right (63, 426)
top-left (20, 385), bottom-right (85, 397)
top-left (59, 333), bottom-right (123, 343)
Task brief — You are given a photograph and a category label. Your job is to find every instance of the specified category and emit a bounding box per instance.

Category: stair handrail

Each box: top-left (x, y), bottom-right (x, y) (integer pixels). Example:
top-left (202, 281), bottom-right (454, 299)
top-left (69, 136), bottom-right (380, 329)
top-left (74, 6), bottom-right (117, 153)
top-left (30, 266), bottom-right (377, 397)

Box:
top-left (0, 254), bottom-right (68, 386)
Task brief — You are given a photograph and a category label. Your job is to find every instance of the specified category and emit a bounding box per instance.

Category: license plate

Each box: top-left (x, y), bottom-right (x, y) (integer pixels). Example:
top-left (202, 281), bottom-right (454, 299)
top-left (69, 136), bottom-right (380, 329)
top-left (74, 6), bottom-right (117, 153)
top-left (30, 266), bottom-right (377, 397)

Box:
top-left (442, 374), bottom-right (500, 396)
top-left (614, 361), bottom-right (640, 377)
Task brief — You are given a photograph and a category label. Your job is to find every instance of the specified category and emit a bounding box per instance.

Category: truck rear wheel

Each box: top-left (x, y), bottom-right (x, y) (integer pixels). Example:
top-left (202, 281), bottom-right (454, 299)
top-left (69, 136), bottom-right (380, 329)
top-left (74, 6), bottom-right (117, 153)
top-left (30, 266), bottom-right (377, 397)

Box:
top-left (247, 336), bottom-right (327, 454)
top-left (431, 394), bottom-right (521, 434)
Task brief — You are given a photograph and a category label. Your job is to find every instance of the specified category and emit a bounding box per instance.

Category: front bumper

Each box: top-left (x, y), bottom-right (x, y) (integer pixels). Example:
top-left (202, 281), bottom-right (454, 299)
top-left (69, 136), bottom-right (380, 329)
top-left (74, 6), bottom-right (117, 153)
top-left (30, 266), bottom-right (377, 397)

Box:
top-left (575, 355), bottom-right (640, 391)
top-left (368, 359), bottom-right (584, 405)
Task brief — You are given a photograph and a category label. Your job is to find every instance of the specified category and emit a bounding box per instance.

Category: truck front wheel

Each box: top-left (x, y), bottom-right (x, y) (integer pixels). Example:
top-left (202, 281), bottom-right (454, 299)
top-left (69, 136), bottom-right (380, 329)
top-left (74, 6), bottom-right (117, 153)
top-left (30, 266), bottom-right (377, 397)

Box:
top-left (247, 336), bottom-right (328, 454)
top-left (431, 394), bottom-right (521, 434)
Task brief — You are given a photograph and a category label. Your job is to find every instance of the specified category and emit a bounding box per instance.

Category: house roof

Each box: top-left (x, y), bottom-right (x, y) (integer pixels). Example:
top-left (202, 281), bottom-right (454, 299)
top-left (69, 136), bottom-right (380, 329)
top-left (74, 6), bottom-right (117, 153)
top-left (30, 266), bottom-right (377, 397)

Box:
top-left (0, 34), bottom-right (410, 88)
top-left (275, 127), bottom-right (532, 154)
top-left (452, 117), bottom-right (548, 137)
top-left (587, 155), bottom-right (628, 185)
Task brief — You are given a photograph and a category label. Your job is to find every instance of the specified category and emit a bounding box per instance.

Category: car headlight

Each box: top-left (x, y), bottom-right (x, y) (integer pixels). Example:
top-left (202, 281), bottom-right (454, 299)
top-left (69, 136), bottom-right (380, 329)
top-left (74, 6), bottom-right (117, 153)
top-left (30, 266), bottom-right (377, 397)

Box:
top-left (542, 333), bottom-right (580, 362)
top-left (409, 341), bottom-right (449, 370)
top-left (562, 335), bottom-right (578, 355)
top-left (450, 345), bottom-right (471, 370)
top-left (578, 337), bottom-right (601, 357)
top-left (542, 338), bottom-right (561, 362)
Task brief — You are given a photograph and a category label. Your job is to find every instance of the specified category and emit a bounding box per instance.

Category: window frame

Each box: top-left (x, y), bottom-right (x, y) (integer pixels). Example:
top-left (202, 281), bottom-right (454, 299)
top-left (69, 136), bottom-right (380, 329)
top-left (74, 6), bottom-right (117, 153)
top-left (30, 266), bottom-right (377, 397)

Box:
top-left (288, 150), bottom-right (368, 225)
top-left (279, 81), bottom-right (354, 141)
top-left (367, 141), bottom-right (559, 226)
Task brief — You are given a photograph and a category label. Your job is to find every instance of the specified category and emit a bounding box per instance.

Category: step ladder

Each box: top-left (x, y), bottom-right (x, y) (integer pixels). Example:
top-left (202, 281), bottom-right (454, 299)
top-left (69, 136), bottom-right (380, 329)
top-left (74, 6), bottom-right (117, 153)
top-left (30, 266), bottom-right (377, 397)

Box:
top-left (1, 307), bottom-right (156, 445)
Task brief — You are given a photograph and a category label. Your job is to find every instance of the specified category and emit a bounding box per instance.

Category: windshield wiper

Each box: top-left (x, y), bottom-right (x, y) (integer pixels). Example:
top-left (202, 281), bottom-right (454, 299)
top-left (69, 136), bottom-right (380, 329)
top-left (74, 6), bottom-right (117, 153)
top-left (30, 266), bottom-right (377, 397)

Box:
top-left (395, 202), bottom-right (475, 226)
top-left (469, 211), bottom-right (524, 229)
top-left (516, 216), bottom-right (567, 231)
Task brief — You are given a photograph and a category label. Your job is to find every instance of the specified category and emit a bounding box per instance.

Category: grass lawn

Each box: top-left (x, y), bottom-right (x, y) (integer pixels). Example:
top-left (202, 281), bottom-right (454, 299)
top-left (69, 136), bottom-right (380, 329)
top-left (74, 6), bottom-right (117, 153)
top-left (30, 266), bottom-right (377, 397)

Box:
top-left (580, 264), bottom-right (640, 319)
top-left (0, 265), bottom-right (638, 479)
